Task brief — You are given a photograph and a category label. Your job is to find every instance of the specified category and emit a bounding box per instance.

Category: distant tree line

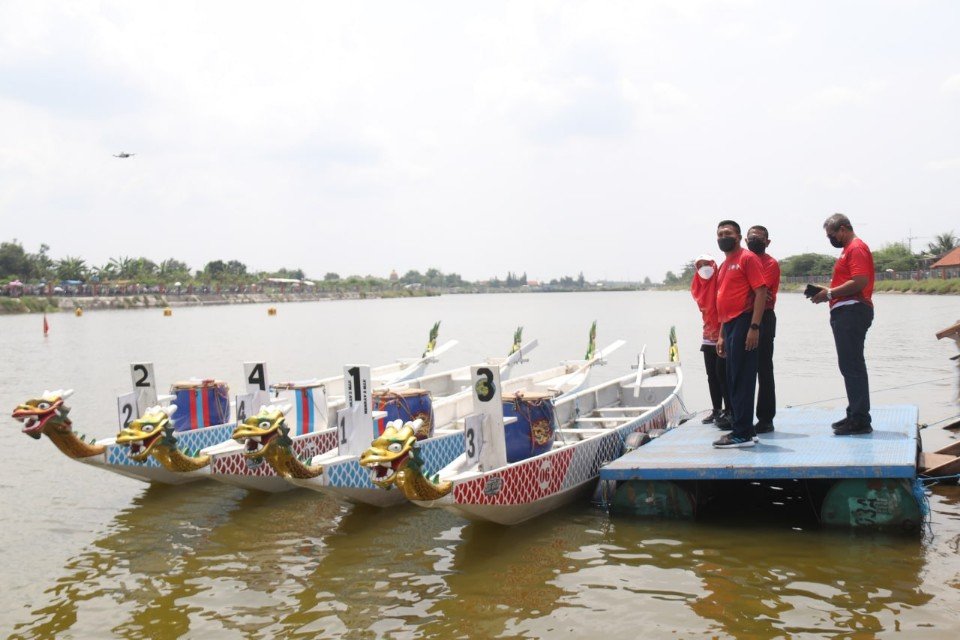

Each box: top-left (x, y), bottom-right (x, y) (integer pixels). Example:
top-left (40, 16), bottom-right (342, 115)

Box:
top-left (663, 230), bottom-right (958, 284)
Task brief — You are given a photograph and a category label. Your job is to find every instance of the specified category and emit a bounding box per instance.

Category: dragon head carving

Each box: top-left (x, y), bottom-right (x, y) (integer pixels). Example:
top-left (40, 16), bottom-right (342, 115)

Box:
top-left (360, 419), bottom-right (452, 500)
top-left (12, 390), bottom-right (105, 459)
top-left (360, 419), bottom-right (419, 489)
top-left (232, 404), bottom-right (291, 461)
top-left (13, 389), bottom-right (74, 439)
top-left (116, 405), bottom-right (177, 462)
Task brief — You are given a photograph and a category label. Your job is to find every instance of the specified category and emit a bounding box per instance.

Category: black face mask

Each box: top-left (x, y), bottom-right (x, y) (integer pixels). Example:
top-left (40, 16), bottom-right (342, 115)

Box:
top-left (717, 236), bottom-right (737, 252)
top-left (828, 233), bottom-right (844, 248)
top-left (747, 238), bottom-right (766, 254)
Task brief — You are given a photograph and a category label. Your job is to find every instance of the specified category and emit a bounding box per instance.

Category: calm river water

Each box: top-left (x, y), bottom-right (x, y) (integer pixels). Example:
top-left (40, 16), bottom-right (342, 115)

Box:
top-left (1, 291), bottom-right (959, 638)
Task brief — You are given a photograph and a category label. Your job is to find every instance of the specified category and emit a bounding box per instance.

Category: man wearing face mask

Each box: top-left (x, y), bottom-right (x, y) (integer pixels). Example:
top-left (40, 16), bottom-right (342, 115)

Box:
top-left (810, 213), bottom-right (875, 435)
top-left (746, 226), bottom-right (780, 434)
top-left (714, 220), bottom-right (768, 448)
top-left (690, 254), bottom-right (731, 426)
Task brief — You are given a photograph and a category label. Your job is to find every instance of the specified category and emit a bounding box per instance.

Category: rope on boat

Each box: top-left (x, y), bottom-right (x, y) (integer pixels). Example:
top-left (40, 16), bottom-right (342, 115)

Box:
top-left (919, 413), bottom-right (960, 429)
top-left (920, 473), bottom-right (960, 485)
top-left (785, 375), bottom-right (956, 409)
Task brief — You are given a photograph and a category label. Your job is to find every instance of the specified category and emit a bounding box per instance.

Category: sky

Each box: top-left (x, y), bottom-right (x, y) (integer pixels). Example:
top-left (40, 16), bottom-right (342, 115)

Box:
top-left (1, 0), bottom-right (958, 282)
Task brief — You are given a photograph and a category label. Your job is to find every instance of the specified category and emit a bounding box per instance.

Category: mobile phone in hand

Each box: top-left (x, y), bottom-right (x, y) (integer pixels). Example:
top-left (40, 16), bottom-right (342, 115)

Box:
top-left (804, 284), bottom-right (824, 298)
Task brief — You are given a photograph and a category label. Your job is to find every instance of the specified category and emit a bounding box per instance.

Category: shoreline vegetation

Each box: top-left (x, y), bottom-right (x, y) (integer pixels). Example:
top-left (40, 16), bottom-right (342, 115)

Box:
top-left (2, 278), bottom-right (958, 316)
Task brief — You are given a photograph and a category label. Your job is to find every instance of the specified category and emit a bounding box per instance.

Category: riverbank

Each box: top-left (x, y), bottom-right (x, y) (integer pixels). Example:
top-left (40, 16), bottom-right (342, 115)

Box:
top-left (0, 289), bottom-right (439, 315)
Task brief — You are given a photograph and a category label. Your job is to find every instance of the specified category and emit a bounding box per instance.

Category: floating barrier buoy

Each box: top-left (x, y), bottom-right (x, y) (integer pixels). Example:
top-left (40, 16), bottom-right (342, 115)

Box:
top-left (163, 307), bottom-right (173, 316)
top-left (268, 307), bottom-right (277, 316)
top-left (74, 307), bottom-right (83, 317)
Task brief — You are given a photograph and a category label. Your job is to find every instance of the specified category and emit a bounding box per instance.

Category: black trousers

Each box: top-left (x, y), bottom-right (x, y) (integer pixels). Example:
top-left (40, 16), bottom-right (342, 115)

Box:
top-left (701, 343), bottom-right (730, 413)
top-left (724, 312), bottom-right (759, 439)
top-left (755, 309), bottom-right (776, 424)
top-left (830, 303), bottom-right (874, 425)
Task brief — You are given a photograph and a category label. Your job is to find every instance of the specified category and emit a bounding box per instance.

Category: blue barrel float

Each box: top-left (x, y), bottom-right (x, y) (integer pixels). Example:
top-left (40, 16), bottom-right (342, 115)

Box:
top-left (374, 389), bottom-right (434, 439)
top-left (170, 379), bottom-right (231, 431)
top-left (503, 392), bottom-right (556, 462)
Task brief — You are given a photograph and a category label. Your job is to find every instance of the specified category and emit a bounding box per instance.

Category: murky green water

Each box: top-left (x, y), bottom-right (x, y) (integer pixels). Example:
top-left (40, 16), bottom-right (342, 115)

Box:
top-left (2, 292), bottom-right (958, 638)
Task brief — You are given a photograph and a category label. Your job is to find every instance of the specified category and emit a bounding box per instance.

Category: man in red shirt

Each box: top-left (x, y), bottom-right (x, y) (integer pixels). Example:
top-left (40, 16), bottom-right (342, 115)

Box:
top-left (714, 220), bottom-right (768, 448)
top-left (746, 225), bottom-right (780, 434)
top-left (811, 213), bottom-right (875, 435)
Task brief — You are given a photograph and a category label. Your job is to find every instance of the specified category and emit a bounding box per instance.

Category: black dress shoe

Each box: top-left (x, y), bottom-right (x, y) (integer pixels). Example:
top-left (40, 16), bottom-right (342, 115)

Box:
top-left (715, 413), bottom-right (733, 430)
top-left (755, 422), bottom-right (774, 434)
top-left (831, 417), bottom-right (850, 429)
top-left (833, 423), bottom-right (873, 436)
top-left (703, 410), bottom-right (718, 424)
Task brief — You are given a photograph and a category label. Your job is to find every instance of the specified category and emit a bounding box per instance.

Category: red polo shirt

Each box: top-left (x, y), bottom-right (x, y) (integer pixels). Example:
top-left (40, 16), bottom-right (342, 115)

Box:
top-left (756, 253), bottom-right (780, 310)
top-left (830, 237), bottom-right (874, 308)
top-left (716, 247), bottom-right (766, 324)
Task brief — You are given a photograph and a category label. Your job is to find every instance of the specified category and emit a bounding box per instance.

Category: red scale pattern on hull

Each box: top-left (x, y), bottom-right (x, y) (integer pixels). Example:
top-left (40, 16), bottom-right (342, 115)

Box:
top-left (454, 447), bottom-right (575, 506)
top-left (211, 430), bottom-right (337, 477)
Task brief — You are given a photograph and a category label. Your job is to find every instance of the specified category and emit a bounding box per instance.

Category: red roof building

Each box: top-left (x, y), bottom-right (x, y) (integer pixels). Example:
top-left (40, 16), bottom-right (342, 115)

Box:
top-left (930, 247), bottom-right (960, 269)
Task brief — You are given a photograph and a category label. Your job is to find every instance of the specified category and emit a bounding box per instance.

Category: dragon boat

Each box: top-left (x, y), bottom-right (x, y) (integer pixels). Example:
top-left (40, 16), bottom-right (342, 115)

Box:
top-left (12, 324), bottom-right (454, 486)
top-left (360, 332), bottom-right (683, 525)
top-left (182, 328), bottom-right (535, 493)
top-left (284, 328), bottom-right (625, 506)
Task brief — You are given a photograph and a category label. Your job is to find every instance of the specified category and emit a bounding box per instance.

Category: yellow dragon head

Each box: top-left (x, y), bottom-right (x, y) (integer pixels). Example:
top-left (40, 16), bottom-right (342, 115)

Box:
top-left (231, 404), bottom-right (291, 461)
top-left (359, 419), bottom-right (419, 489)
top-left (12, 389), bottom-right (74, 439)
top-left (116, 405), bottom-right (177, 462)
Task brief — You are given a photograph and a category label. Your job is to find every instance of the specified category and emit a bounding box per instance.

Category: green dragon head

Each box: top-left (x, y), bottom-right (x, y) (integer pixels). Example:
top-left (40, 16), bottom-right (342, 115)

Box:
top-left (359, 419), bottom-right (420, 489)
top-left (12, 389), bottom-right (74, 439)
top-left (231, 404), bottom-right (292, 461)
top-left (116, 405), bottom-right (177, 462)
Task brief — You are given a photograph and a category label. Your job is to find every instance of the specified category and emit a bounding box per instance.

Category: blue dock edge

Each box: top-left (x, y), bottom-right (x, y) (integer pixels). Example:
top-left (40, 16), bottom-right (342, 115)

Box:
top-left (600, 405), bottom-right (919, 482)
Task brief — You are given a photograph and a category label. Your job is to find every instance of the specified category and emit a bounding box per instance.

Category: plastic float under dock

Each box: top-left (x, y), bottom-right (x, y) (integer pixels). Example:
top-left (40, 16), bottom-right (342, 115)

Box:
top-left (599, 405), bottom-right (924, 531)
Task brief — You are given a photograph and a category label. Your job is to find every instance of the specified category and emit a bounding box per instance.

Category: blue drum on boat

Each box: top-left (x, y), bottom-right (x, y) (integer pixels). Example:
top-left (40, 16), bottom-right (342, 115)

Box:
top-left (374, 389), bottom-right (434, 439)
top-left (503, 392), bottom-right (556, 462)
top-left (170, 380), bottom-right (231, 431)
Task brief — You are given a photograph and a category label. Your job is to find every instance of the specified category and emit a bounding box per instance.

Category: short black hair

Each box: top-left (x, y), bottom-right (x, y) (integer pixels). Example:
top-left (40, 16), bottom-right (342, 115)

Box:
top-left (748, 225), bottom-right (769, 239)
top-left (823, 213), bottom-right (853, 233)
top-left (717, 219), bottom-right (741, 235)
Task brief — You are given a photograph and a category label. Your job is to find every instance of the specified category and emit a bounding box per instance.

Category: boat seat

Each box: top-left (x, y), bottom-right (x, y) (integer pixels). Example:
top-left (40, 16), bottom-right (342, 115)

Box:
top-left (576, 416), bottom-right (635, 424)
top-left (593, 406), bottom-right (654, 413)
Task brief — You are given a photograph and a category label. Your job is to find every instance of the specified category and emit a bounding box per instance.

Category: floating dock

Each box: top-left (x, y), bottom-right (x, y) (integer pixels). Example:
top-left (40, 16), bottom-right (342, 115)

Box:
top-left (599, 405), bottom-right (924, 531)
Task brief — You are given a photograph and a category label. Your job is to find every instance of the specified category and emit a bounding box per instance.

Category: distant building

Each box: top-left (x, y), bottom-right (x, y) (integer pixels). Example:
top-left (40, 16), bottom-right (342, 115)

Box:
top-left (931, 247), bottom-right (960, 278)
top-left (389, 270), bottom-right (399, 282)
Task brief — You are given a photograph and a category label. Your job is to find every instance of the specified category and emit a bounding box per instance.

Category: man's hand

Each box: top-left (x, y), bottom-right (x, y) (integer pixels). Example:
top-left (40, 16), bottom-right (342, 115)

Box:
top-left (811, 288), bottom-right (829, 304)
top-left (717, 334), bottom-right (726, 358)
top-left (746, 328), bottom-right (759, 350)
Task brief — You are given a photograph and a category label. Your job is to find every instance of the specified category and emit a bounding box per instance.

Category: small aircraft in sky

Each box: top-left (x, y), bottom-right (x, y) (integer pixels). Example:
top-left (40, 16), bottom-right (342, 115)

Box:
top-left (113, 152), bottom-right (136, 158)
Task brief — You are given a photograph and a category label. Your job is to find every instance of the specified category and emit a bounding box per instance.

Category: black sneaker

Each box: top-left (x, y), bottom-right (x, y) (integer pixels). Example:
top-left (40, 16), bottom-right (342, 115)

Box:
top-left (715, 412), bottom-right (733, 430)
top-left (703, 410), bottom-right (718, 424)
top-left (831, 417), bottom-right (850, 429)
top-left (833, 423), bottom-right (873, 436)
top-left (713, 434), bottom-right (756, 448)
top-left (755, 422), bottom-right (774, 434)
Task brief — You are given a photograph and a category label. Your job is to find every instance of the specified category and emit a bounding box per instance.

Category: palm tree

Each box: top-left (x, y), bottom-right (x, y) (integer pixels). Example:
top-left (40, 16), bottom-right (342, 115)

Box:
top-left (56, 256), bottom-right (88, 281)
top-left (927, 231), bottom-right (958, 258)
top-left (109, 256), bottom-right (134, 279)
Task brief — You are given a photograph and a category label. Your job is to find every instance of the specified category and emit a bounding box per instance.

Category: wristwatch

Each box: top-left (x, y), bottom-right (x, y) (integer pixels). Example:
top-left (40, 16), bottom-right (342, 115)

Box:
top-left (750, 323), bottom-right (760, 331)
top-left (826, 289), bottom-right (833, 300)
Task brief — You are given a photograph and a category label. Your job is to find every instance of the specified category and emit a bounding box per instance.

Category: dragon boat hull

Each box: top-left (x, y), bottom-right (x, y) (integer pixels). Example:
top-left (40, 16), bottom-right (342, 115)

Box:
top-left (206, 428), bottom-right (339, 493)
top-left (99, 423), bottom-right (237, 484)
top-left (410, 364), bottom-right (684, 526)
top-left (290, 430), bottom-right (466, 506)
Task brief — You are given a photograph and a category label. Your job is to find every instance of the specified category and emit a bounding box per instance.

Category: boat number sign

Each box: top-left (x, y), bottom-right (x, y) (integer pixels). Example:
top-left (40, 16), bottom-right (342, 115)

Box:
top-left (339, 365), bottom-right (372, 456)
top-left (130, 362), bottom-right (158, 409)
top-left (243, 361), bottom-right (270, 416)
top-left (116, 391), bottom-right (137, 430)
top-left (470, 365), bottom-right (507, 470)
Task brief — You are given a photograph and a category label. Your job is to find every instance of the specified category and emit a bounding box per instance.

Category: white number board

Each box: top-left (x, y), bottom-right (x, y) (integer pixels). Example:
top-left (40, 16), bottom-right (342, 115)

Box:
top-left (470, 365), bottom-right (506, 470)
top-left (130, 362), bottom-right (158, 409)
top-left (339, 365), bottom-right (372, 456)
top-left (235, 392), bottom-right (255, 423)
top-left (117, 391), bottom-right (138, 430)
top-left (243, 361), bottom-right (270, 415)
top-left (464, 413), bottom-right (484, 467)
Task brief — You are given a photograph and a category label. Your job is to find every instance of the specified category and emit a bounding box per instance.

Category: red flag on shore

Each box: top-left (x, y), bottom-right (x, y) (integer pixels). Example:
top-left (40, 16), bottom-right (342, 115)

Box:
top-left (43, 313), bottom-right (49, 336)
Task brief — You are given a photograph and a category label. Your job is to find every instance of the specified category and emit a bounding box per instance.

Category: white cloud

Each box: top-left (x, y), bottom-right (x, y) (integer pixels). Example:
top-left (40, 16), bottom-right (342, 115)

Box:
top-left (941, 74), bottom-right (960, 93)
top-left (926, 157), bottom-right (960, 171)
top-left (805, 173), bottom-right (863, 190)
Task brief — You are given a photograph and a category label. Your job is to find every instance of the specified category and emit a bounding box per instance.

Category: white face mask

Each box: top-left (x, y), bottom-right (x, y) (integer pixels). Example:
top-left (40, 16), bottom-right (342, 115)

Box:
top-left (697, 266), bottom-right (715, 280)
